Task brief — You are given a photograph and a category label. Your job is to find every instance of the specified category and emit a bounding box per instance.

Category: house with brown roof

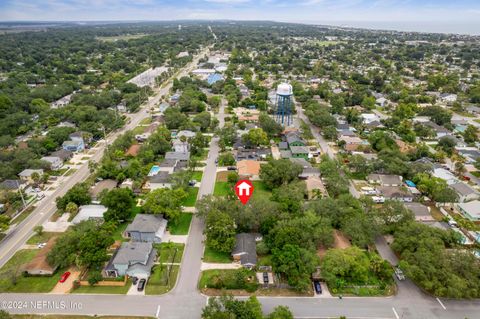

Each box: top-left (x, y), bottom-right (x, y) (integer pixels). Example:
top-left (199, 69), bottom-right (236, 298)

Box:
top-left (90, 179), bottom-right (117, 200)
top-left (237, 160), bottom-right (261, 180)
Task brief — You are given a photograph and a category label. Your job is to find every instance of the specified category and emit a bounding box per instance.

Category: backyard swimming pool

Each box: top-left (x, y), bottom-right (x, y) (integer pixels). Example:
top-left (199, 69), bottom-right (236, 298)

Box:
top-left (148, 165), bottom-right (160, 176)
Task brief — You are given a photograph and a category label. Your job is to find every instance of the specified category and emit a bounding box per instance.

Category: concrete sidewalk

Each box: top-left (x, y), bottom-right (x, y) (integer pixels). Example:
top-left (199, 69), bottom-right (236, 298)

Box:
top-left (200, 262), bottom-right (242, 271)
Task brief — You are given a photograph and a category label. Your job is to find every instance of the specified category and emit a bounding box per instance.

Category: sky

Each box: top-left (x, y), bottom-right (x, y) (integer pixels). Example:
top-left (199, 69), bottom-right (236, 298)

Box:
top-left (1, 0), bottom-right (480, 35)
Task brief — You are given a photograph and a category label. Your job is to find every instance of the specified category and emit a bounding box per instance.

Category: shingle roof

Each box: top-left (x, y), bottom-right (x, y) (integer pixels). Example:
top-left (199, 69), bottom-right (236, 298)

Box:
top-left (126, 214), bottom-right (168, 234)
top-left (112, 242), bottom-right (153, 265)
top-left (232, 233), bottom-right (257, 266)
top-left (450, 182), bottom-right (477, 196)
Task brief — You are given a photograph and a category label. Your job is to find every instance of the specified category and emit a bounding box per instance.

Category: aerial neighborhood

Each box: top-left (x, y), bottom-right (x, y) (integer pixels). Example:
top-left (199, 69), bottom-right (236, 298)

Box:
top-left (0, 18), bottom-right (480, 319)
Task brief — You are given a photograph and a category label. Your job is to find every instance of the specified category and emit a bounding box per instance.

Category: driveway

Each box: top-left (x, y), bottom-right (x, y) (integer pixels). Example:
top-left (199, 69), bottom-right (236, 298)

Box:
top-left (50, 268), bottom-right (80, 294)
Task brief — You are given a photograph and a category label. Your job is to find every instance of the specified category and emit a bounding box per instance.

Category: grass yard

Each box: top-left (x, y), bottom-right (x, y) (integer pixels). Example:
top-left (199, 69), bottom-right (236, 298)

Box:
top-left (145, 265), bottom-right (179, 295)
top-left (155, 243), bottom-right (185, 264)
top-left (131, 125), bottom-right (147, 135)
top-left (251, 181), bottom-right (271, 200)
top-left (0, 249), bottom-right (61, 293)
top-left (112, 222), bottom-right (129, 242)
top-left (198, 269), bottom-right (257, 292)
top-left (213, 181), bottom-right (231, 196)
top-left (203, 246), bottom-right (231, 263)
top-left (11, 205), bottom-right (36, 224)
top-left (169, 213), bottom-right (192, 235)
top-left (182, 187), bottom-right (199, 207)
top-left (73, 281), bottom-right (132, 294)
top-left (26, 232), bottom-right (56, 245)
top-left (191, 171), bottom-right (203, 181)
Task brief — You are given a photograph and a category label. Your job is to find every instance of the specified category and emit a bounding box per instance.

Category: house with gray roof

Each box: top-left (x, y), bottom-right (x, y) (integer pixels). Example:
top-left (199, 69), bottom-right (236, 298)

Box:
top-left (104, 242), bottom-right (156, 278)
top-left (450, 182), bottom-right (479, 203)
top-left (404, 202), bottom-right (433, 221)
top-left (286, 132), bottom-right (306, 147)
top-left (124, 214), bottom-right (168, 243)
top-left (146, 171), bottom-right (172, 190)
top-left (165, 151), bottom-right (190, 161)
top-left (232, 233), bottom-right (260, 269)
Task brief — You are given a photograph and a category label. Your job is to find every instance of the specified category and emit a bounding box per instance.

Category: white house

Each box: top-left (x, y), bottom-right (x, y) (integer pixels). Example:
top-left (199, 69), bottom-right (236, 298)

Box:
top-left (40, 156), bottom-right (63, 170)
top-left (450, 182), bottom-right (480, 203)
top-left (71, 204), bottom-right (107, 225)
top-left (433, 168), bottom-right (459, 185)
top-left (360, 113), bottom-right (380, 124)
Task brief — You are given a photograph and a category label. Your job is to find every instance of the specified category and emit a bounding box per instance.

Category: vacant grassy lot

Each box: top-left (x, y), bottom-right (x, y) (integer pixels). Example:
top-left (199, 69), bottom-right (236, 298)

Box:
top-left (169, 213), bottom-right (192, 235)
top-left (213, 181), bottom-right (231, 196)
top-left (203, 246), bottom-right (231, 263)
top-left (73, 281), bottom-right (132, 294)
top-left (145, 265), bottom-right (179, 295)
top-left (198, 269), bottom-right (257, 292)
top-left (214, 180), bottom-right (270, 200)
top-left (0, 249), bottom-right (60, 293)
top-left (182, 187), bottom-right (199, 207)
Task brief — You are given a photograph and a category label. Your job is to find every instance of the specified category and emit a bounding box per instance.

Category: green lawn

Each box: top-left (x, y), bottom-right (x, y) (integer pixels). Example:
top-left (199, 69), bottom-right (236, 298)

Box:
top-left (182, 187), bottom-right (199, 207)
top-left (213, 181), bottom-right (270, 200)
top-left (198, 269), bottom-right (257, 292)
top-left (112, 223), bottom-right (129, 242)
top-left (169, 213), bottom-right (192, 235)
top-left (203, 246), bottom-right (231, 263)
top-left (73, 281), bottom-right (132, 294)
top-left (0, 249), bottom-right (61, 293)
top-left (191, 171), bottom-right (203, 181)
top-left (145, 265), bottom-right (179, 295)
top-left (214, 181), bottom-right (231, 196)
top-left (251, 181), bottom-right (271, 200)
top-left (131, 125), bottom-right (146, 135)
top-left (26, 232), bottom-right (56, 245)
top-left (11, 206), bottom-right (36, 224)
top-left (155, 243), bottom-right (185, 264)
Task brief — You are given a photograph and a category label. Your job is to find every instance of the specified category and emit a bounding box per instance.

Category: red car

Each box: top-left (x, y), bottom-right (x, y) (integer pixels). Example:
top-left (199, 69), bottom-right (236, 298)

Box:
top-left (463, 175), bottom-right (471, 181)
top-left (59, 271), bottom-right (71, 283)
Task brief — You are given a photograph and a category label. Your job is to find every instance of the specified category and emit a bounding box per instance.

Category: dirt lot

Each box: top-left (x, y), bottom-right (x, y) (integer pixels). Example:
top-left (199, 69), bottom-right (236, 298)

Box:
top-left (216, 171), bottom-right (230, 182)
top-left (317, 230), bottom-right (351, 259)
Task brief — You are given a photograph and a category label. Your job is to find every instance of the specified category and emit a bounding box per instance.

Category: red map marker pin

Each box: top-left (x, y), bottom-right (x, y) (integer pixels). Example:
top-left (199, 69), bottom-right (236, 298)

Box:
top-left (235, 180), bottom-right (254, 205)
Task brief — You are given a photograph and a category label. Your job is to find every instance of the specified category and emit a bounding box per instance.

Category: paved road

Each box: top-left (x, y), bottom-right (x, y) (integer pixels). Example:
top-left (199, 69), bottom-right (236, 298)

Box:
top-left (295, 103), bottom-right (361, 198)
top-left (0, 47), bottom-right (210, 270)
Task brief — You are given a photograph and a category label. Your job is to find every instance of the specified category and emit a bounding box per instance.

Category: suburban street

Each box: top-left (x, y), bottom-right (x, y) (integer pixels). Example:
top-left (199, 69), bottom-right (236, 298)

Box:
top-left (2, 93), bottom-right (480, 319)
top-left (0, 46), bottom-right (211, 270)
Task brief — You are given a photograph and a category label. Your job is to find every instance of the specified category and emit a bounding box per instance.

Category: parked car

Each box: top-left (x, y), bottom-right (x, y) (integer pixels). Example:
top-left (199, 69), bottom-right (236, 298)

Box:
top-left (59, 271), bottom-right (71, 283)
top-left (394, 267), bottom-right (405, 281)
top-left (463, 175), bottom-right (471, 181)
top-left (188, 180), bottom-right (196, 186)
top-left (132, 277), bottom-right (138, 285)
top-left (37, 242), bottom-right (47, 249)
top-left (263, 272), bottom-right (269, 284)
top-left (227, 166), bottom-right (237, 171)
top-left (137, 278), bottom-right (146, 291)
top-left (313, 280), bottom-right (322, 294)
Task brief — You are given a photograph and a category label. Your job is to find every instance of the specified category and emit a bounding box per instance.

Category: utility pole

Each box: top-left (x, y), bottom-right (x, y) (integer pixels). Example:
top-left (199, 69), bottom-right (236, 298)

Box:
top-left (17, 180), bottom-right (26, 208)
